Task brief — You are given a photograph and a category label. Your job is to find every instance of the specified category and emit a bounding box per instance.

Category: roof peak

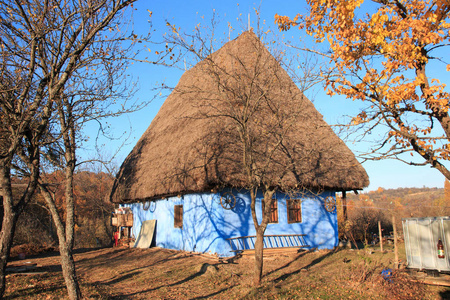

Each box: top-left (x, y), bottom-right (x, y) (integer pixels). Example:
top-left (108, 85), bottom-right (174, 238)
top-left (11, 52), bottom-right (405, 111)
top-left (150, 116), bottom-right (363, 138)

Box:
top-left (110, 29), bottom-right (369, 203)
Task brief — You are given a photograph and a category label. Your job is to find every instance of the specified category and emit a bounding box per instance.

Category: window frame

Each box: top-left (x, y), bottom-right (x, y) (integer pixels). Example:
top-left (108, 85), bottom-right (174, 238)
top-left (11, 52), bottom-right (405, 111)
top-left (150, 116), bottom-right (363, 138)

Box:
top-left (174, 205), bottom-right (183, 228)
top-left (287, 199), bottom-right (302, 223)
top-left (262, 198), bottom-right (278, 223)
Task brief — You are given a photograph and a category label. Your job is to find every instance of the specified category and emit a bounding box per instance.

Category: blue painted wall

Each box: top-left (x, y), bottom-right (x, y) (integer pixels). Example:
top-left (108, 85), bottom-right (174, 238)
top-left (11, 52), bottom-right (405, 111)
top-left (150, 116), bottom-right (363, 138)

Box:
top-left (123, 189), bottom-right (338, 257)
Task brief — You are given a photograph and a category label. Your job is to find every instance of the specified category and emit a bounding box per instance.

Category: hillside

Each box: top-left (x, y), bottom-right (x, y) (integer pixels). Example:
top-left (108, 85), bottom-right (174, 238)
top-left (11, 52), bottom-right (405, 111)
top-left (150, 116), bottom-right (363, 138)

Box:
top-left (346, 186), bottom-right (448, 218)
top-left (336, 186), bottom-right (448, 243)
top-left (350, 186), bottom-right (444, 202)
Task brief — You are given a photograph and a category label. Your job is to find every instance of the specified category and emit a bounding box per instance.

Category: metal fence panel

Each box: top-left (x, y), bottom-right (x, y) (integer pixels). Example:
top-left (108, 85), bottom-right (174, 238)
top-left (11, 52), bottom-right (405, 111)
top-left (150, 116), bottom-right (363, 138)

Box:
top-left (403, 217), bottom-right (450, 272)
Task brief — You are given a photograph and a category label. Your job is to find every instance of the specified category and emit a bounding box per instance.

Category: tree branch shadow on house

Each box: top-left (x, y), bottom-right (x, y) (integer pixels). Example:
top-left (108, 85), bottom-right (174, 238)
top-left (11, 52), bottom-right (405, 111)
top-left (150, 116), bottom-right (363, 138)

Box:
top-left (184, 192), bottom-right (251, 254)
top-left (147, 118), bottom-right (342, 255)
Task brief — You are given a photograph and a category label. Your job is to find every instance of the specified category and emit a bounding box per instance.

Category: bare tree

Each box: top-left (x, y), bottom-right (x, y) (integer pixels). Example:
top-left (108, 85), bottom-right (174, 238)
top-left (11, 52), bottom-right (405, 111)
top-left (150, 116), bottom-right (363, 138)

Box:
top-left (0, 0), bottom-right (149, 298)
top-left (0, 2), bottom-right (55, 295)
top-left (157, 18), bottom-right (325, 285)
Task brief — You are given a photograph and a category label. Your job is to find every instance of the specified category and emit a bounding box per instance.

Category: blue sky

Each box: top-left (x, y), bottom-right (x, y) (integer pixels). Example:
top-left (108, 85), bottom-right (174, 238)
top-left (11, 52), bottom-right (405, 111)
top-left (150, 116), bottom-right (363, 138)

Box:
top-left (82, 0), bottom-right (449, 191)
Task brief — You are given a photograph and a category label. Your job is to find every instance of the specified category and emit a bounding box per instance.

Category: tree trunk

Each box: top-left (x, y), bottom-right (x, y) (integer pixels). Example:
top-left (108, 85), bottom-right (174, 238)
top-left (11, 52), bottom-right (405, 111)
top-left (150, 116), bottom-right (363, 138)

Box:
top-left (0, 141), bottom-right (40, 298)
top-left (59, 242), bottom-right (81, 299)
top-left (40, 185), bottom-right (82, 300)
top-left (0, 205), bottom-right (18, 297)
top-left (251, 190), bottom-right (274, 286)
top-left (254, 227), bottom-right (265, 286)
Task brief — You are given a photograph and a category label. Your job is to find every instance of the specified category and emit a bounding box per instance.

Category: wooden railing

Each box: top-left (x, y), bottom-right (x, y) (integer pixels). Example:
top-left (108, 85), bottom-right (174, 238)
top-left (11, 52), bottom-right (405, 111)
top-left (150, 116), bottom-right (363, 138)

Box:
top-left (226, 234), bottom-right (309, 253)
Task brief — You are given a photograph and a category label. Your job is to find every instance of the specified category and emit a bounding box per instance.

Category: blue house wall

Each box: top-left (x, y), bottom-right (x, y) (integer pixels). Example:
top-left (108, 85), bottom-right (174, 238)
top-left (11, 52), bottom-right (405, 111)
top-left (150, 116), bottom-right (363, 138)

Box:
top-left (123, 189), bottom-right (338, 257)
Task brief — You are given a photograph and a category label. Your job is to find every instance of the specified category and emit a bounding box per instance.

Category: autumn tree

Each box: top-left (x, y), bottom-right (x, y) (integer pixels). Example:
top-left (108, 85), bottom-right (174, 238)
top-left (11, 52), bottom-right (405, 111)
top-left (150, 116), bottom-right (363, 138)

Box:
top-left (348, 195), bottom-right (384, 245)
top-left (0, 1), bottom-right (146, 299)
top-left (12, 169), bottom-right (116, 251)
top-left (276, 0), bottom-right (450, 179)
top-left (72, 170), bottom-right (115, 247)
top-left (445, 178), bottom-right (450, 201)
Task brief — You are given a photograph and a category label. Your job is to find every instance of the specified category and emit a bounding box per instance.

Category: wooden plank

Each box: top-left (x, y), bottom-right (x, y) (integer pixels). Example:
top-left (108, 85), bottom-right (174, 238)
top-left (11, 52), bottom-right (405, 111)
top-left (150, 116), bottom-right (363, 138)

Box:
top-left (134, 219), bottom-right (156, 248)
top-left (422, 277), bottom-right (450, 287)
top-left (226, 234), bottom-right (306, 240)
top-left (409, 274), bottom-right (450, 287)
top-left (239, 247), bottom-right (308, 256)
top-left (230, 245), bottom-right (309, 253)
top-left (7, 271), bottom-right (48, 276)
top-left (227, 234), bottom-right (309, 252)
top-left (6, 264), bottom-right (38, 274)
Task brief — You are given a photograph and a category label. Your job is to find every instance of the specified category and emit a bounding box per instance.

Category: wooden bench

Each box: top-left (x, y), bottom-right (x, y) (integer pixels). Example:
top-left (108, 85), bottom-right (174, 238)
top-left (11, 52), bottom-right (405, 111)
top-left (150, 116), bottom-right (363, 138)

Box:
top-left (226, 234), bottom-right (309, 253)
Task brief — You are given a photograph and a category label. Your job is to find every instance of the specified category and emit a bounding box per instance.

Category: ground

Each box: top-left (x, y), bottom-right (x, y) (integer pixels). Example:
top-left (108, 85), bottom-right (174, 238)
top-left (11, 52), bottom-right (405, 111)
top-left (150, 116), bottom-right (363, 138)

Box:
top-left (5, 244), bottom-right (450, 299)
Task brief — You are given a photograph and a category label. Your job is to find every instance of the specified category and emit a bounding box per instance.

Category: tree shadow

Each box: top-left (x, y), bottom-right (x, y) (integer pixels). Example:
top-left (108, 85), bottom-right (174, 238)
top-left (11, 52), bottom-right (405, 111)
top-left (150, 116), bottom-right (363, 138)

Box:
top-left (272, 248), bottom-right (339, 283)
top-left (76, 248), bottom-right (195, 279)
top-left (74, 248), bottom-right (131, 266)
top-left (106, 262), bottom-right (219, 298)
top-left (94, 270), bottom-right (142, 285)
top-left (106, 252), bottom-right (202, 277)
top-left (439, 289), bottom-right (450, 300)
top-left (189, 286), bottom-right (234, 299)
top-left (264, 249), bottom-right (314, 277)
top-left (4, 281), bottom-right (66, 299)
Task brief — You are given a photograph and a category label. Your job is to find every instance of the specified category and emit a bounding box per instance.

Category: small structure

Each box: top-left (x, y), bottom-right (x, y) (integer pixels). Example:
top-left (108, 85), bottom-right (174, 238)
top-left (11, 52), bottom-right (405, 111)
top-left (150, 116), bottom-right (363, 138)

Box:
top-left (111, 207), bottom-right (134, 247)
top-left (110, 31), bottom-right (369, 257)
top-left (403, 217), bottom-right (450, 272)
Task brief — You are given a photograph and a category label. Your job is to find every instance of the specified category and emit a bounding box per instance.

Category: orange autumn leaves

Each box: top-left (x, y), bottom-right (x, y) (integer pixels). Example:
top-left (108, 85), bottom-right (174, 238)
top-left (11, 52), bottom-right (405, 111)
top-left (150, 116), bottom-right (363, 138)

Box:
top-left (276, 0), bottom-right (450, 172)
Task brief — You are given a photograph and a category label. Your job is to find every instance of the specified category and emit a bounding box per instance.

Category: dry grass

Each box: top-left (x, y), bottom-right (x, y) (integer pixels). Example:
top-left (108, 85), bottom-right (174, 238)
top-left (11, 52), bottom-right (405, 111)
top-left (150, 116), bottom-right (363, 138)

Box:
top-left (5, 244), bottom-right (449, 299)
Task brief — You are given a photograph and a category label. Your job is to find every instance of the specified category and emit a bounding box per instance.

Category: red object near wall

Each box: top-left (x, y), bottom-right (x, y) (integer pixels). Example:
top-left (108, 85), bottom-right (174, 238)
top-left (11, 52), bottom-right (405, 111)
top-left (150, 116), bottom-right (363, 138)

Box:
top-left (438, 239), bottom-right (445, 259)
top-left (114, 231), bottom-right (119, 247)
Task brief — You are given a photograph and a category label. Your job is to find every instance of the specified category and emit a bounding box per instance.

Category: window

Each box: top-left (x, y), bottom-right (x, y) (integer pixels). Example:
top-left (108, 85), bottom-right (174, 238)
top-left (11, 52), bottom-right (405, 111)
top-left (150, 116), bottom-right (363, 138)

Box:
top-left (287, 200), bottom-right (302, 223)
top-left (174, 205), bottom-right (183, 228)
top-left (262, 199), bottom-right (278, 223)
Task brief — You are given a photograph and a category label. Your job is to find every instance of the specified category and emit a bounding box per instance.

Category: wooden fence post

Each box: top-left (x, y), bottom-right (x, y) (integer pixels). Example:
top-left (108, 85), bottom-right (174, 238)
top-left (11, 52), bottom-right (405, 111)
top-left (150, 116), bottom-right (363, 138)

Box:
top-left (378, 221), bottom-right (383, 252)
top-left (393, 214), bottom-right (399, 269)
top-left (342, 191), bottom-right (347, 222)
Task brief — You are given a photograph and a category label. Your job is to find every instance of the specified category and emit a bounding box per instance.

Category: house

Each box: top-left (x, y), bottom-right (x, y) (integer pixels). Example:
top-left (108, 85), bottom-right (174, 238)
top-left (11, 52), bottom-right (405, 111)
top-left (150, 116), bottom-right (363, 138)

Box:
top-left (110, 31), bottom-right (369, 257)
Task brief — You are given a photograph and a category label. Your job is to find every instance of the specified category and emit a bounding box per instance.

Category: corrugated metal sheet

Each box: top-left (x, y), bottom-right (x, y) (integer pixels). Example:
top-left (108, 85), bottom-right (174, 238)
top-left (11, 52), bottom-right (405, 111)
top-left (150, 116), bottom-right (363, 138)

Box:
top-left (403, 217), bottom-right (450, 272)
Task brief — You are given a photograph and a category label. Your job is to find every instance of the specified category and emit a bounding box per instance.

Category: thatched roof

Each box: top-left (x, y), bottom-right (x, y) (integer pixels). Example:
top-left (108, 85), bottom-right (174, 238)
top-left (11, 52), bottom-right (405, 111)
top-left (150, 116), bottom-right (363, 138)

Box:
top-left (110, 31), bottom-right (369, 204)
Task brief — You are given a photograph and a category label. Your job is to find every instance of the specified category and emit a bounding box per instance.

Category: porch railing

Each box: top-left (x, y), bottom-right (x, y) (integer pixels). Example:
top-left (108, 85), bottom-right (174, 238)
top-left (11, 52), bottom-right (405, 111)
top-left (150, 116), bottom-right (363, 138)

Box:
top-left (226, 234), bottom-right (309, 253)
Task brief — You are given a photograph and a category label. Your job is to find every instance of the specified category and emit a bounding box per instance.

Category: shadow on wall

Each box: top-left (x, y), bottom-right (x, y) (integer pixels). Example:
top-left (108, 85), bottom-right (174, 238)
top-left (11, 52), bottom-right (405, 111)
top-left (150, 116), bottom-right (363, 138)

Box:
top-left (181, 191), bottom-right (251, 255)
top-left (127, 189), bottom-right (338, 256)
top-left (302, 195), bottom-right (338, 249)
top-left (127, 191), bottom-right (252, 256)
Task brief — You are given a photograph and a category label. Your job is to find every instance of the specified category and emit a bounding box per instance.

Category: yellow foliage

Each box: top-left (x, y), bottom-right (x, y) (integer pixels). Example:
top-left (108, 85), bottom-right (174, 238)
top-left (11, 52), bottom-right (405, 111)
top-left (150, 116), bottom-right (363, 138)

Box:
top-left (276, 0), bottom-right (450, 169)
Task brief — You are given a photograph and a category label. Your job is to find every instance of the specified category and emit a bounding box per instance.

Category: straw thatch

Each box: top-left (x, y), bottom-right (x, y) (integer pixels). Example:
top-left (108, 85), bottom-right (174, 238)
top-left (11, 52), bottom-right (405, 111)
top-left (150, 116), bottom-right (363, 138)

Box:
top-left (111, 31), bottom-right (369, 203)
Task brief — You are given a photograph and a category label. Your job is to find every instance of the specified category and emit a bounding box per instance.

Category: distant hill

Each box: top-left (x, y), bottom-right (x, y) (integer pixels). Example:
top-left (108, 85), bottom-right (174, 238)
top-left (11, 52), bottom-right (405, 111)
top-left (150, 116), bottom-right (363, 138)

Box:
top-left (345, 186), bottom-right (448, 219)
top-left (348, 186), bottom-right (444, 202)
top-left (338, 186), bottom-right (448, 242)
